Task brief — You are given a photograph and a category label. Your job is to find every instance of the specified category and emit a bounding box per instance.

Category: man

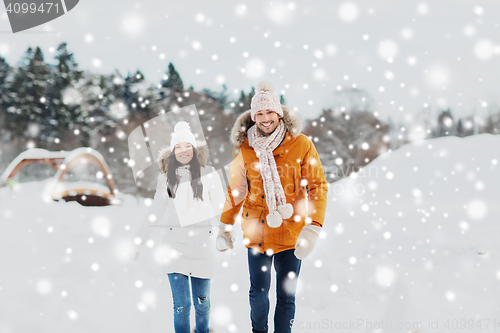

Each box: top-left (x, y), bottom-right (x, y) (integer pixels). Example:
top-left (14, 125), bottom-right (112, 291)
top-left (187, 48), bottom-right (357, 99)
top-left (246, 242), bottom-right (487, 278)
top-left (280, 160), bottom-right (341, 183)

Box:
top-left (216, 81), bottom-right (328, 333)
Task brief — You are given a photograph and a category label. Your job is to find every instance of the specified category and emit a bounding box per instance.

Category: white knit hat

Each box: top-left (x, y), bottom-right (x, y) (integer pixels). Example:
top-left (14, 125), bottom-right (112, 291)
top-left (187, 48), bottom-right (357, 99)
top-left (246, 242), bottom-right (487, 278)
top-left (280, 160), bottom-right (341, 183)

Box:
top-left (250, 81), bottom-right (283, 121)
top-left (170, 121), bottom-right (197, 151)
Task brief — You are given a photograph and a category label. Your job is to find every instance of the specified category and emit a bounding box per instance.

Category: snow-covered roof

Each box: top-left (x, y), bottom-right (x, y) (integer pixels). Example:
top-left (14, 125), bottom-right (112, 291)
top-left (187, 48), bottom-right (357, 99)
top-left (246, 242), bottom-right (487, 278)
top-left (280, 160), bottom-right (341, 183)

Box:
top-left (2, 148), bottom-right (116, 201)
top-left (1, 148), bottom-right (69, 183)
top-left (49, 147), bottom-right (115, 198)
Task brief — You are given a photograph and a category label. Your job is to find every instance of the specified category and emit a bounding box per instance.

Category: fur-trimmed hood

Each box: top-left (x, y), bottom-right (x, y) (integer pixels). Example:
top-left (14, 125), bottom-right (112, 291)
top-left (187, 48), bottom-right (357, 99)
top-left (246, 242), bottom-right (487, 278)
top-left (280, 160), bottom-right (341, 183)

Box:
top-left (230, 105), bottom-right (303, 147)
top-left (156, 141), bottom-right (209, 174)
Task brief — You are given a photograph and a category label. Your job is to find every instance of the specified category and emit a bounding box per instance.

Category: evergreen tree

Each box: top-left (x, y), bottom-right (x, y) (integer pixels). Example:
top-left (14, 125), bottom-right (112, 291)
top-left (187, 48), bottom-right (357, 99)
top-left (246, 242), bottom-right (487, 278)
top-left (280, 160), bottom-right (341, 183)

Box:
top-left (456, 119), bottom-right (464, 137)
top-left (160, 62), bottom-right (184, 94)
top-left (10, 47), bottom-right (52, 140)
top-left (50, 42), bottom-right (83, 142)
top-left (234, 90), bottom-right (248, 115)
top-left (202, 84), bottom-right (230, 110)
top-left (482, 112), bottom-right (500, 134)
top-left (0, 56), bottom-right (10, 107)
top-left (303, 108), bottom-right (389, 180)
top-left (55, 42), bottom-right (83, 86)
top-left (280, 94), bottom-right (286, 106)
top-left (9, 48), bottom-right (33, 137)
top-left (123, 70), bottom-right (143, 112)
top-left (0, 56), bottom-right (12, 138)
top-left (234, 86), bottom-right (255, 115)
top-left (123, 70), bottom-right (156, 120)
top-left (434, 109), bottom-right (455, 137)
top-left (75, 74), bottom-right (109, 147)
top-left (218, 84), bottom-right (229, 110)
top-left (248, 86), bottom-right (255, 103)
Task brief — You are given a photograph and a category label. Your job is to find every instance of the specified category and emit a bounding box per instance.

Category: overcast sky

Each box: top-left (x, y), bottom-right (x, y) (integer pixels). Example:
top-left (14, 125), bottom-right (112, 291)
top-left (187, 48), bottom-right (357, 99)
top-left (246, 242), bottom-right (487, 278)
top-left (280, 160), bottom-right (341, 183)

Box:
top-left (1, 0), bottom-right (499, 124)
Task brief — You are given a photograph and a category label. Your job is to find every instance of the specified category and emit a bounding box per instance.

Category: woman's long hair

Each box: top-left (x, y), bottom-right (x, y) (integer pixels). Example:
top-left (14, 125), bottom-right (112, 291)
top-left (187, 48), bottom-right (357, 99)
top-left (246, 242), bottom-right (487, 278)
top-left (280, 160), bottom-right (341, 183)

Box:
top-left (165, 147), bottom-right (204, 201)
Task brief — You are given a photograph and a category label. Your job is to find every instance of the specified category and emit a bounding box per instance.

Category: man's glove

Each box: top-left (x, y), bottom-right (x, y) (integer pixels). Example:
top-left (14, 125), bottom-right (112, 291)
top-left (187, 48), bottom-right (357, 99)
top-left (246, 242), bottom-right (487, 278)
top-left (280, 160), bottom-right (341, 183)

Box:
top-left (216, 223), bottom-right (236, 252)
top-left (294, 224), bottom-right (322, 259)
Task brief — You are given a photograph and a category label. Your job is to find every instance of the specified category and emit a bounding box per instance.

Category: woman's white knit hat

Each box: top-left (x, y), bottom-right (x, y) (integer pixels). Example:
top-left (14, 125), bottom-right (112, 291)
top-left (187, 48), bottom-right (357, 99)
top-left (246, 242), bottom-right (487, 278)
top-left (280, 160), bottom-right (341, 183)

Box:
top-left (250, 81), bottom-right (283, 121)
top-left (170, 121), bottom-right (197, 151)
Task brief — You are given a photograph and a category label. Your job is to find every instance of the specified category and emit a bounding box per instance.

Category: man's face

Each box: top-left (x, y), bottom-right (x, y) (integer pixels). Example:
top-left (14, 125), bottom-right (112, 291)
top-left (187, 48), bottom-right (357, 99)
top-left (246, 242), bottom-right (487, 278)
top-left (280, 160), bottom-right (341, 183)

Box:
top-left (254, 109), bottom-right (281, 136)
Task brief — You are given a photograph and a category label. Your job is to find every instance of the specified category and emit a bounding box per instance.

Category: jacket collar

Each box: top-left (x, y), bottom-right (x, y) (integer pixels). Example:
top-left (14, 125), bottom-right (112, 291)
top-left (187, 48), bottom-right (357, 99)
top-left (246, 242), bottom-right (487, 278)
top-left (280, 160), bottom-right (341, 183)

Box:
top-left (229, 105), bottom-right (303, 148)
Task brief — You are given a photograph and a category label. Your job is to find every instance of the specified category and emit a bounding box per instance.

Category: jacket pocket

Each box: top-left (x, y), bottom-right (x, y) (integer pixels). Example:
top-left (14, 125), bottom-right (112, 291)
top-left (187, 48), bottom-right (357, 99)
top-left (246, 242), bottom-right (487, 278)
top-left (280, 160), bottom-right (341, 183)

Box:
top-left (241, 207), bottom-right (262, 245)
top-left (281, 219), bottom-right (301, 246)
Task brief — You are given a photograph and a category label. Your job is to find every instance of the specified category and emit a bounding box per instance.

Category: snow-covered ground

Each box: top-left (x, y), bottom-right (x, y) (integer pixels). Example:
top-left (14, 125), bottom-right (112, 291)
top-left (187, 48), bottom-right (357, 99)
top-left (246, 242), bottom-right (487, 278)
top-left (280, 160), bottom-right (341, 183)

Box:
top-left (0, 133), bottom-right (499, 333)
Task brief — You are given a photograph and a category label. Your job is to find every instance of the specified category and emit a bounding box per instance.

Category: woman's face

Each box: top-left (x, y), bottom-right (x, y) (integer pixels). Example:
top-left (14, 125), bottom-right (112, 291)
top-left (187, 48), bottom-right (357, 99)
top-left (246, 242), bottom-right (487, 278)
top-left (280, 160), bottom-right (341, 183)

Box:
top-left (174, 142), bottom-right (194, 165)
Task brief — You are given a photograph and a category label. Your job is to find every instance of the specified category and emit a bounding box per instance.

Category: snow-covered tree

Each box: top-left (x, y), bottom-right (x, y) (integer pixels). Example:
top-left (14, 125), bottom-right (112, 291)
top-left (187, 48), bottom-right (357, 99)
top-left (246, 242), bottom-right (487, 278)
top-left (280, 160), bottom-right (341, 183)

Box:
top-left (123, 70), bottom-right (158, 120)
top-left (48, 43), bottom-right (85, 145)
top-left (303, 88), bottom-right (388, 181)
top-left (432, 109), bottom-right (456, 137)
top-left (232, 86), bottom-right (255, 115)
top-left (482, 111), bottom-right (500, 135)
top-left (456, 117), bottom-right (475, 137)
top-left (328, 87), bottom-right (374, 115)
top-left (0, 56), bottom-right (13, 139)
top-left (160, 62), bottom-right (184, 95)
top-left (10, 47), bottom-right (51, 140)
top-left (202, 84), bottom-right (230, 111)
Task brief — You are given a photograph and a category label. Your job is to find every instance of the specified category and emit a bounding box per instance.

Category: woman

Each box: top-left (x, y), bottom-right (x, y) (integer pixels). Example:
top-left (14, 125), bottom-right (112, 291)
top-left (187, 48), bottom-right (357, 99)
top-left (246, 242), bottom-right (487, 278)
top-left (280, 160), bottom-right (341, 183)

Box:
top-left (132, 121), bottom-right (224, 333)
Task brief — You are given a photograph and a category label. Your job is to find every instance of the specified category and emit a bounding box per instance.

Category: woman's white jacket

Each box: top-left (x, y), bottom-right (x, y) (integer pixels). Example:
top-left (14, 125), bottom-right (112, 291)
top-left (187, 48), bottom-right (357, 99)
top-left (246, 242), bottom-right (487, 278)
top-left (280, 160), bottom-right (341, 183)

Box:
top-left (135, 146), bottom-right (226, 279)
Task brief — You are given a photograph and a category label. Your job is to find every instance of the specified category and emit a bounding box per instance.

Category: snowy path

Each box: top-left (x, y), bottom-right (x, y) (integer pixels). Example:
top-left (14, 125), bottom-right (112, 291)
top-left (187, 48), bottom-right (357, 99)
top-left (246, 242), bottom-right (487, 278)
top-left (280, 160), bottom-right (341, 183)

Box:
top-left (1, 134), bottom-right (499, 333)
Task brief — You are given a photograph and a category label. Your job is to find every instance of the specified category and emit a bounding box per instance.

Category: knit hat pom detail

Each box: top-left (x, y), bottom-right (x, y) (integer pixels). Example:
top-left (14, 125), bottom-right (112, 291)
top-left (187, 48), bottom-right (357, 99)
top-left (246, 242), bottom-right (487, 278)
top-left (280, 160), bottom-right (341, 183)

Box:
top-left (277, 203), bottom-right (293, 219)
top-left (174, 121), bottom-right (191, 132)
top-left (170, 121), bottom-right (197, 151)
top-left (250, 80), bottom-right (282, 121)
top-left (266, 210), bottom-right (282, 228)
top-left (256, 80), bottom-right (275, 93)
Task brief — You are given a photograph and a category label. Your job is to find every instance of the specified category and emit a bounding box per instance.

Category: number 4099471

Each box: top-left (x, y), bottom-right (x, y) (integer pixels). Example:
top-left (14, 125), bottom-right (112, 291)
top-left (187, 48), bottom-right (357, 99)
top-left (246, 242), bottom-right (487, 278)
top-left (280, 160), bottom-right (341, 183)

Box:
top-left (443, 319), bottom-right (499, 330)
top-left (5, 3), bottom-right (59, 14)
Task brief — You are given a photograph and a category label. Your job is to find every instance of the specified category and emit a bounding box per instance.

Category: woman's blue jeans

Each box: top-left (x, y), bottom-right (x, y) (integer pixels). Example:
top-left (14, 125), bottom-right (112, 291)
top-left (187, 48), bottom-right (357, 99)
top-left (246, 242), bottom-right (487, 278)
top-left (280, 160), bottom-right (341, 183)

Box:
top-left (167, 273), bottom-right (211, 333)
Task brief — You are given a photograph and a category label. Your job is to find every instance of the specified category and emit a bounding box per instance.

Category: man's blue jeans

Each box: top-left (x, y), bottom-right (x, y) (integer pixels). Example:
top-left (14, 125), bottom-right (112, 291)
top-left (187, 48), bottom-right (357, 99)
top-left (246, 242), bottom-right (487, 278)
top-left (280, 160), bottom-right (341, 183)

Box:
top-left (167, 273), bottom-right (211, 333)
top-left (247, 248), bottom-right (302, 333)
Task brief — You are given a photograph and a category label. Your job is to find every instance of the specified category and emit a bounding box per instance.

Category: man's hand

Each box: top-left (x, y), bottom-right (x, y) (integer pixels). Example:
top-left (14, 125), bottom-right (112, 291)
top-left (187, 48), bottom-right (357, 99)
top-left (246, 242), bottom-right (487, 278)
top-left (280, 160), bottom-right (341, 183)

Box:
top-left (216, 223), bottom-right (236, 252)
top-left (294, 224), bottom-right (321, 259)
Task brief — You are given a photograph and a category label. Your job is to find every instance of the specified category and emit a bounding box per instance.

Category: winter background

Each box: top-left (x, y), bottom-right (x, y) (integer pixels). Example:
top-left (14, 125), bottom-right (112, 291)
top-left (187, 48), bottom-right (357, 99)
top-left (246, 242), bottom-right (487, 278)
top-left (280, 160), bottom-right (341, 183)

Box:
top-left (1, 0), bottom-right (500, 332)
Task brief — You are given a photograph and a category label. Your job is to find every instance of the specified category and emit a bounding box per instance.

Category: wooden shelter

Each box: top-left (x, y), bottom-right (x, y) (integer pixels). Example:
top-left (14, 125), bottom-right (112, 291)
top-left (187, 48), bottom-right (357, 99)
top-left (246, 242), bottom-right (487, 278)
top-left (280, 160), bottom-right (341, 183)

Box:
top-left (1, 148), bottom-right (120, 206)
